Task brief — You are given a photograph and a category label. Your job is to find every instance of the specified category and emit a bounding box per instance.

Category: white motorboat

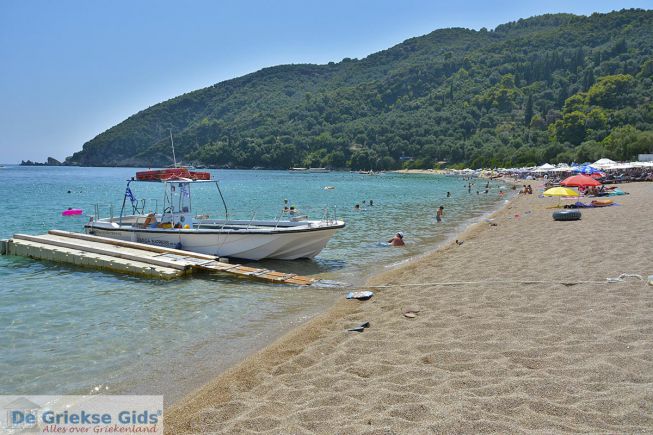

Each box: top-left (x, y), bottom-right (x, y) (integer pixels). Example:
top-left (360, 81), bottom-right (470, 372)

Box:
top-left (288, 167), bottom-right (330, 173)
top-left (85, 169), bottom-right (344, 260)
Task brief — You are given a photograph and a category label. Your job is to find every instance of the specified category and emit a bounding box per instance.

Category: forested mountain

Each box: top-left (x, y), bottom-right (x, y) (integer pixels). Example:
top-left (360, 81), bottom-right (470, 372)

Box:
top-left (66, 9), bottom-right (653, 169)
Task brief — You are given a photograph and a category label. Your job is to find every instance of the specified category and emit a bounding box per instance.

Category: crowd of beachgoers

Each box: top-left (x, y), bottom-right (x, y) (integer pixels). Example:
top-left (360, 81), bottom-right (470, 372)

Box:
top-left (446, 158), bottom-right (653, 184)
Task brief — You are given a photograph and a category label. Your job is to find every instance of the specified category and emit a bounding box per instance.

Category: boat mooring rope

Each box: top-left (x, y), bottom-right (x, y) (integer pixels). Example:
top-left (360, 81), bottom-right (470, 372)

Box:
top-left (312, 274), bottom-right (650, 289)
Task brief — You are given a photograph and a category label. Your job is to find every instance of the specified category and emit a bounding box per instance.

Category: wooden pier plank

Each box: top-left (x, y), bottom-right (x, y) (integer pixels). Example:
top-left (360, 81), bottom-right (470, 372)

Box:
top-left (13, 234), bottom-right (190, 271)
top-left (5, 238), bottom-right (182, 279)
top-left (48, 230), bottom-right (219, 260)
top-left (4, 231), bottom-right (315, 285)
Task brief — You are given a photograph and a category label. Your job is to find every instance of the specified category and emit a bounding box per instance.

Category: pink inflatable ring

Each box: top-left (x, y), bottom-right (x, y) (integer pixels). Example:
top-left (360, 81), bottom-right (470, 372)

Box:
top-left (62, 208), bottom-right (83, 216)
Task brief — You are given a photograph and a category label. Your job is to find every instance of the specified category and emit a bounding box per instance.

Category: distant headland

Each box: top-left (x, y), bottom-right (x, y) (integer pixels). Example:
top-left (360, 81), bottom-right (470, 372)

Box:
top-left (20, 157), bottom-right (62, 166)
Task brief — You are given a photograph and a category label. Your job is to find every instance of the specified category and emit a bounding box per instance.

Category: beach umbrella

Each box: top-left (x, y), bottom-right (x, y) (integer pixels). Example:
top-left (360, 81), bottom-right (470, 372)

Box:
top-left (593, 158), bottom-right (616, 168)
top-left (561, 175), bottom-right (601, 187)
top-left (543, 187), bottom-right (579, 207)
top-left (608, 163), bottom-right (635, 170)
top-left (571, 165), bottom-right (602, 175)
top-left (535, 163), bottom-right (556, 173)
top-left (543, 187), bottom-right (580, 197)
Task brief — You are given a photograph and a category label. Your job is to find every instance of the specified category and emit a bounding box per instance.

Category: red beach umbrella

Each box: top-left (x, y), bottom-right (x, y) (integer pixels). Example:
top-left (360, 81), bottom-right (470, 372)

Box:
top-left (560, 174), bottom-right (601, 187)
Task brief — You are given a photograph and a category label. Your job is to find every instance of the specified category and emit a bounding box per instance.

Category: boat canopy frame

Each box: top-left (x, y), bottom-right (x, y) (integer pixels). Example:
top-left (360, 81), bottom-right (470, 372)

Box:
top-left (118, 179), bottom-right (229, 225)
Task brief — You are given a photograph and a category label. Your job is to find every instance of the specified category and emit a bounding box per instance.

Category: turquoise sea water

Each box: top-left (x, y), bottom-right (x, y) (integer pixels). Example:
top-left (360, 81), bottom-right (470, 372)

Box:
top-left (0, 166), bottom-right (506, 402)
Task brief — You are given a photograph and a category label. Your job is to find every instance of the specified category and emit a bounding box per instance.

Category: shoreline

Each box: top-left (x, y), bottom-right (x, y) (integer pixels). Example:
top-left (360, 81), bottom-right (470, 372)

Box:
top-left (164, 180), bottom-right (522, 430)
top-left (165, 181), bottom-right (653, 432)
top-left (1, 167), bottom-right (507, 405)
top-left (152, 174), bottom-right (511, 404)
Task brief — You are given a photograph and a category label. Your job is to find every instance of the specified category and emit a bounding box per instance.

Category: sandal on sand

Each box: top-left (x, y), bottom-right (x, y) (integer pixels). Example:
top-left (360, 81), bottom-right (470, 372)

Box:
top-left (347, 321), bottom-right (370, 332)
top-left (402, 305), bottom-right (421, 318)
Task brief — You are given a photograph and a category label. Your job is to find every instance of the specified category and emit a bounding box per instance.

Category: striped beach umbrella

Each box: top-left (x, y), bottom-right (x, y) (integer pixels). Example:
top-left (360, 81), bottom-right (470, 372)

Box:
top-left (571, 165), bottom-right (602, 175)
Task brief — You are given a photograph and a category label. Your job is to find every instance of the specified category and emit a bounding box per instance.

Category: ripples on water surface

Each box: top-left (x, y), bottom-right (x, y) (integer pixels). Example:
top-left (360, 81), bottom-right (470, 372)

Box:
top-left (0, 166), bottom-right (506, 402)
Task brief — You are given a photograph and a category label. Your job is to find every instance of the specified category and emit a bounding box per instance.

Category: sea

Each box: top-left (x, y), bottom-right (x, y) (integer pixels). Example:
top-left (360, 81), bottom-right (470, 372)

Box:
top-left (0, 166), bottom-right (508, 403)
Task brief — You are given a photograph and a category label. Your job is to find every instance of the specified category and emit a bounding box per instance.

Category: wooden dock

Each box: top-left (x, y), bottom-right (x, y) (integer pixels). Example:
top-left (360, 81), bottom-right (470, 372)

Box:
top-left (1, 230), bottom-right (314, 285)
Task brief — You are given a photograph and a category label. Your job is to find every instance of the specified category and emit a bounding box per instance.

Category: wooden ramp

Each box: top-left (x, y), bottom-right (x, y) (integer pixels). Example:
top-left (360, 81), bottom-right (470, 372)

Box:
top-left (1, 230), bottom-right (314, 285)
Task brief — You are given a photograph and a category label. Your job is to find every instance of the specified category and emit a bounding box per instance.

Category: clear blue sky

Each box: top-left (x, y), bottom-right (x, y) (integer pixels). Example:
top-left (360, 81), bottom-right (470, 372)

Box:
top-left (1, 0), bottom-right (650, 163)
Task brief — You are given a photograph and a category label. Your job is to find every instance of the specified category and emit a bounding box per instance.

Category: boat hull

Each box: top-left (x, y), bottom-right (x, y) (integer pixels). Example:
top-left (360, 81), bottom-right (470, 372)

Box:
top-left (84, 224), bottom-right (343, 260)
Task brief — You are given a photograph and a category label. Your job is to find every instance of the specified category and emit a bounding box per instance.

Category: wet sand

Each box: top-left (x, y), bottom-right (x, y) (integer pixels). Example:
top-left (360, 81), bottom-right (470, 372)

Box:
top-left (166, 182), bottom-right (653, 433)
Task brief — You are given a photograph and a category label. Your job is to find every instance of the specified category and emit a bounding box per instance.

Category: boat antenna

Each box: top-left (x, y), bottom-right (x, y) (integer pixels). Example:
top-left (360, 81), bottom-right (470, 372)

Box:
top-left (170, 129), bottom-right (177, 168)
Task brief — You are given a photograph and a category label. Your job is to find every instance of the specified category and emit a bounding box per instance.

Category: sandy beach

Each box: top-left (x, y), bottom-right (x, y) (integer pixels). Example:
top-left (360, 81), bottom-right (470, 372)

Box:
top-left (166, 181), bottom-right (653, 433)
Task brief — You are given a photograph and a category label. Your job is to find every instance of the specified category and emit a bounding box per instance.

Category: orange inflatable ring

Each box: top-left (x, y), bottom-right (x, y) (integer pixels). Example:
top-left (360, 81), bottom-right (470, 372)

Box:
top-left (591, 199), bottom-right (613, 207)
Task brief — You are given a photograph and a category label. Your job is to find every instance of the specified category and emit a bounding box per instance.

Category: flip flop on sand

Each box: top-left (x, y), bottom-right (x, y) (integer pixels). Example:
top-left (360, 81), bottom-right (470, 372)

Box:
top-left (346, 291), bottom-right (374, 300)
top-left (402, 305), bottom-right (421, 318)
top-left (347, 321), bottom-right (370, 332)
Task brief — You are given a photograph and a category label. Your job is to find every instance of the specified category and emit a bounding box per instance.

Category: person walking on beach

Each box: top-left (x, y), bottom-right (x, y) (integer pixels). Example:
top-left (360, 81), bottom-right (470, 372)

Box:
top-left (436, 206), bottom-right (444, 222)
top-left (388, 232), bottom-right (405, 246)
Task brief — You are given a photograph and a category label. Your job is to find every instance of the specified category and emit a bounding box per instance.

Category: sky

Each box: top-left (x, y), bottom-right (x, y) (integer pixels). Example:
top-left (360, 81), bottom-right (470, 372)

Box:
top-left (1, 0), bottom-right (650, 163)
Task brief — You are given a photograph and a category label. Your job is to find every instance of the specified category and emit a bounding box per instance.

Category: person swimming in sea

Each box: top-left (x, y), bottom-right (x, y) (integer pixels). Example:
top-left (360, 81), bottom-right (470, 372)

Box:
top-left (388, 232), bottom-right (405, 246)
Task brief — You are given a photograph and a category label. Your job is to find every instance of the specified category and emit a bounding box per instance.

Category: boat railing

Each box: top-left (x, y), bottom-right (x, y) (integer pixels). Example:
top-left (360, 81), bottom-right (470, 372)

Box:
top-left (274, 208), bottom-right (284, 230)
top-left (92, 204), bottom-right (115, 223)
top-left (211, 206), bottom-right (340, 227)
top-left (321, 205), bottom-right (337, 225)
top-left (246, 211), bottom-right (256, 230)
top-left (93, 199), bottom-right (160, 225)
top-left (136, 198), bottom-right (158, 214)
top-left (129, 204), bottom-right (341, 230)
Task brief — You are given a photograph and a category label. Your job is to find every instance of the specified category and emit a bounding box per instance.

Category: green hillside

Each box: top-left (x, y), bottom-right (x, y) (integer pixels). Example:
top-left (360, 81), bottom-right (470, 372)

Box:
top-left (66, 9), bottom-right (653, 169)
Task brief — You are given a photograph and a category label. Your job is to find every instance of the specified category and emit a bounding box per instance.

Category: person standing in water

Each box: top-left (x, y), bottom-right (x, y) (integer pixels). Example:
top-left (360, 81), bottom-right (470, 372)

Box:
top-left (436, 206), bottom-right (444, 222)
